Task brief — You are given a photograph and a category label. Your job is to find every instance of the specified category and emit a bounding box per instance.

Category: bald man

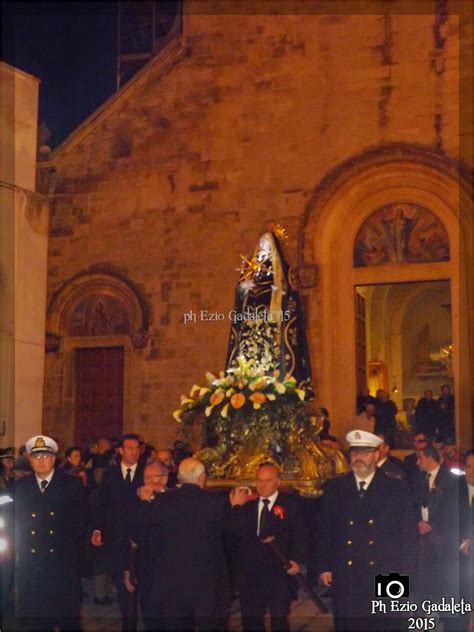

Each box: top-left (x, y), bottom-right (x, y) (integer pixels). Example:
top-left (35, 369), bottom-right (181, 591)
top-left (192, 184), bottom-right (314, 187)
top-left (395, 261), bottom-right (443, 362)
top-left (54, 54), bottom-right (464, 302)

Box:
top-left (129, 461), bottom-right (169, 630)
top-left (236, 462), bottom-right (307, 632)
top-left (156, 448), bottom-right (178, 488)
top-left (143, 457), bottom-right (246, 630)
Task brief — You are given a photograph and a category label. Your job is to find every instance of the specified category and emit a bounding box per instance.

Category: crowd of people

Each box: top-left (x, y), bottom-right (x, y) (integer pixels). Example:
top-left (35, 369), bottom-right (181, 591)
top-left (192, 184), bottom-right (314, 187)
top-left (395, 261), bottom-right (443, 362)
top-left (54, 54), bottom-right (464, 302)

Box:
top-left (0, 419), bottom-right (472, 632)
top-left (354, 384), bottom-right (456, 447)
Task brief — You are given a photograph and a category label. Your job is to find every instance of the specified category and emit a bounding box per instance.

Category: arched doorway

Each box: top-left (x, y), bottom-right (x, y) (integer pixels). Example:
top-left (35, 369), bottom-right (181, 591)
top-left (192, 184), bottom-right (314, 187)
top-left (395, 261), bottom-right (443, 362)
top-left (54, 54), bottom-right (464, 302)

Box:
top-left (44, 269), bottom-right (151, 449)
top-left (300, 145), bottom-right (472, 446)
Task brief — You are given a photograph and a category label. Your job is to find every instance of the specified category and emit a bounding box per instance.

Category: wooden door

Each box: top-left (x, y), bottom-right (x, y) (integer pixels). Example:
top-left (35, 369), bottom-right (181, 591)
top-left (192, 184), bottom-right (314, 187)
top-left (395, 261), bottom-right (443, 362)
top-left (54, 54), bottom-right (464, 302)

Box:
top-left (355, 292), bottom-right (367, 394)
top-left (75, 347), bottom-right (124, 447)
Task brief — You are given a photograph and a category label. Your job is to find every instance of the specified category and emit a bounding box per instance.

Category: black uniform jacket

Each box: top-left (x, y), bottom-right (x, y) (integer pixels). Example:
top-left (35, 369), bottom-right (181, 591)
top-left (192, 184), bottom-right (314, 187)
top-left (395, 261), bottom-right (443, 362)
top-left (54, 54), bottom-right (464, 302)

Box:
top-left (90, 463), bottom-right (144, 573)
top-left (14, 470), bottom-right (85, 618)
top-left (145, 483), bottom-right (233, 618)
top-left (315, 468), bottom-right (417, 619)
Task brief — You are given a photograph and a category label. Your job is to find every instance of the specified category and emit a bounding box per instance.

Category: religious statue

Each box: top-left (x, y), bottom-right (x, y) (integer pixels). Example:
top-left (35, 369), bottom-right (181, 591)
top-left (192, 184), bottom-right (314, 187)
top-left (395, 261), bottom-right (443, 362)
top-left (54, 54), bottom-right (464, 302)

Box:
top-left (178, 224), bottom-right (346, 496)
top-left (226, 224), bottom-right (313, 392)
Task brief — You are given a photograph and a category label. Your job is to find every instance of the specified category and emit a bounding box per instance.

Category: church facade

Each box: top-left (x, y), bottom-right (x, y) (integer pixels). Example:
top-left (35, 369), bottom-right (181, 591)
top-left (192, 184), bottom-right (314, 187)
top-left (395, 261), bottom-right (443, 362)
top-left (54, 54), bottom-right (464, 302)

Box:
top-left (37, 1), bottom-right (473, 451)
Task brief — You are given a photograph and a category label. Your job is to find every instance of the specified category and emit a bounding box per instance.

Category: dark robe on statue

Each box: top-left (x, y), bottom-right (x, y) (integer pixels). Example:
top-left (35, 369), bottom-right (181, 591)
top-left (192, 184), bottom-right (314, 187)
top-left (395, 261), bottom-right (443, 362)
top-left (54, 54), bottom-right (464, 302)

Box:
top-left (226, 230), bottom-right (313, 391)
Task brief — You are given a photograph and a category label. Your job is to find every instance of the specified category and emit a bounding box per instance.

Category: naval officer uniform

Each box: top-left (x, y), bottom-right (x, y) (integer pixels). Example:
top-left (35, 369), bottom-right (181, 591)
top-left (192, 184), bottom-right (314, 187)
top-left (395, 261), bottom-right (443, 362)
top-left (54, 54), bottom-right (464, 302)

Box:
top-left (15, 435), bottom-right (85, 630)
top-left (315, 430), bottom-right (418, 631)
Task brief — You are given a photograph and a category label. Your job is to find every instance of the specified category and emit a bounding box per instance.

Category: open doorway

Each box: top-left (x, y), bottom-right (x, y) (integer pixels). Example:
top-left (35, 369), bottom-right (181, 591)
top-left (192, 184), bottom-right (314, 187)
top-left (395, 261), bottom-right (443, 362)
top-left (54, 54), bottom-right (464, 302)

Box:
top-left (355, 280), bottom-right (453, 445)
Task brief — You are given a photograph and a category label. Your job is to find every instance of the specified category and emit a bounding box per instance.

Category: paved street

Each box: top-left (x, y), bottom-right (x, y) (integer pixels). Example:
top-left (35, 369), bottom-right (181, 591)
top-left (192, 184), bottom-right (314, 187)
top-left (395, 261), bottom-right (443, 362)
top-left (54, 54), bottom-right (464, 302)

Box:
top-left (79, 578), bottom-right (335, 631)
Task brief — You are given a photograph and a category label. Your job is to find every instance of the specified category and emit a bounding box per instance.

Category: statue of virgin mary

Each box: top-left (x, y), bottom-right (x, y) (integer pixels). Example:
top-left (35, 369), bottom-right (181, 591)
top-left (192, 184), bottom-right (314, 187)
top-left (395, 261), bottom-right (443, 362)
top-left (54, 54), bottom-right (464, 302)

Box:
top-left (225, 225), bottom-right (313, 393)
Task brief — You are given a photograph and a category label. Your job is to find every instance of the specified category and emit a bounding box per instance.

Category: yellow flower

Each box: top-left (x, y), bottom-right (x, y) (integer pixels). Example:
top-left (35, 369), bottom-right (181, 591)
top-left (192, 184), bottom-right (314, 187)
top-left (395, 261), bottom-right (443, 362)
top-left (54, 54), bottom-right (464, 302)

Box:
top-left (249, 378), bottom-right (268, 391)
top-left (230, 393), bottom-right (246, 409)
top-left (221, 404), bottom-right (229, 418)
top-left (180, 395), bottom-right (195, 405)
top-left (172, 409), bottom-right (183, 422)
top-left (267, 393), bottom-right (276, 401)
top-left (205, 406), bottom-right (213, 417)
top-left (190, 385), bottom-right (201, 398)
top-left (226, 388), bottom-right (235, 397)
top-left (275, 382), bottom-right (286, 394)
top-left (295, 388), bottom-right (305, 401)
top-left (199, 387), bottom-right (211, 397)
top-left (210, 389), bottom-right (225, 407)
top-left (205, 371), bottom-right (216, 384)
top-left (236, 379), bottom-right (248, 389)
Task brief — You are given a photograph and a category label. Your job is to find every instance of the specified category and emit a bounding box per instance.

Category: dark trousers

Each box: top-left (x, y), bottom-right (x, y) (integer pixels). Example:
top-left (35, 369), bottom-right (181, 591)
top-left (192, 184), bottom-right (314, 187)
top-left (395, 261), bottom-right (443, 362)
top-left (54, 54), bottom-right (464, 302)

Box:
top-left (240, 571), bottom-right (290, 631)
top-left (113, 572), bottom-right (138, 631)
top-left (160, 603), bottom-right (220, 631)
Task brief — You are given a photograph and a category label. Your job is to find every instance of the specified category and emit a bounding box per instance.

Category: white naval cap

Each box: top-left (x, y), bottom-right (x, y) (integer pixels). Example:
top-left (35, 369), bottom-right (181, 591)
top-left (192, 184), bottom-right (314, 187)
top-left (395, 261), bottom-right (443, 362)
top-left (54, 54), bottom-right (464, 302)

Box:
top-left (25, 435), bottom-right (58, 455)
top-left (346, 429), bottom-right (383, 450)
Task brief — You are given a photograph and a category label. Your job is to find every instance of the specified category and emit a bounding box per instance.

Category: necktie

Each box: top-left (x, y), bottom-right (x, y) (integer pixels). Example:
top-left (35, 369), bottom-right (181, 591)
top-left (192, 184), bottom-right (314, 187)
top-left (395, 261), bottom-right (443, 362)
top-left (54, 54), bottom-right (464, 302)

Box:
top-left (125, 468), bottom-right (132, 484)
top-left (359, 480), bottom-right (366, 498)
top-left (40, 480), bottom-right (48, 493)
top-left (258, 498), bottom-right (271, 537)
top-left (422, 473), bottom-right (431, 508)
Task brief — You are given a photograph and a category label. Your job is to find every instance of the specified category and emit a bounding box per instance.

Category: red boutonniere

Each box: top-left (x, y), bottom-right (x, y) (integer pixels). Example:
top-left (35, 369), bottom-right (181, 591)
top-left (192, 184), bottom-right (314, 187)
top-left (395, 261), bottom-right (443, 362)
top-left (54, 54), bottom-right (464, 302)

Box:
top-left (273, 505), bottom-right (285, 519)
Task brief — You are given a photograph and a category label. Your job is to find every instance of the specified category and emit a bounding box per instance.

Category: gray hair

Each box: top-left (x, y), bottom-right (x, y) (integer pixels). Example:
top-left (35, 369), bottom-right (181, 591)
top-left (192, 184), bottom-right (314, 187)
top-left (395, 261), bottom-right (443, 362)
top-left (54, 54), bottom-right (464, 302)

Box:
top-left (178, 457), bottom-right (205, 484)
top-left (145, 460), bottom-right (168, 477)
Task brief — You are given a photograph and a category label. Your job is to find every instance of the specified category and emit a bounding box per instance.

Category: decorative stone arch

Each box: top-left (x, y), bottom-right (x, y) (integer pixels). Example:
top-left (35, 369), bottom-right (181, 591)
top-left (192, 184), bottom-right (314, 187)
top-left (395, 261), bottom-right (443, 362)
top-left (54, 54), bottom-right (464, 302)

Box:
top-left (46, 269), bottom-right (151, 346)
top-left (299, 144), bottom-right (472, 446)
top-left (44, 268), bottom-right (152, 447)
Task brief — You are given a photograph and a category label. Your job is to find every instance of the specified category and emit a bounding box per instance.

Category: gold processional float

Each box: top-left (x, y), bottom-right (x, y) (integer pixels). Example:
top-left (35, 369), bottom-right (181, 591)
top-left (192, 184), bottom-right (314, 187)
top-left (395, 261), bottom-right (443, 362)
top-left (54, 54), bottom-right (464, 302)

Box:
top-left (174, 224), bottom-right (347, 497)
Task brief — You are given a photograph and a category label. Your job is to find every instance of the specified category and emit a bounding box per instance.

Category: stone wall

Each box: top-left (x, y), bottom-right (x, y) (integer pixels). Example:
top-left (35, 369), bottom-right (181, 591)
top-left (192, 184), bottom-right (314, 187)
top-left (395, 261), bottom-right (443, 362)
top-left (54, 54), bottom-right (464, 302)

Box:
top-left (39, 2), bottom-right (473, 450)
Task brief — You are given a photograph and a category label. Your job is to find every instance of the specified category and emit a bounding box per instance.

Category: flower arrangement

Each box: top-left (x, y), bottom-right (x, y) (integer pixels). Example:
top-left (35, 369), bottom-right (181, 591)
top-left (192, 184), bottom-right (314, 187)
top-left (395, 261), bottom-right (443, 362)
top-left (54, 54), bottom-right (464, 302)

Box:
top-left (173, 356), bottom-right (311, 454)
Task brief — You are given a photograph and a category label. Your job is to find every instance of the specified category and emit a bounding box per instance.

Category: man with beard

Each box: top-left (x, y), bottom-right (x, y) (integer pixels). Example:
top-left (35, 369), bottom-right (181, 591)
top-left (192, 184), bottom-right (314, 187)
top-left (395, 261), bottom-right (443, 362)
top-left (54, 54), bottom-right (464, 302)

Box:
top-left (315, 430), bottom-right (417, 631)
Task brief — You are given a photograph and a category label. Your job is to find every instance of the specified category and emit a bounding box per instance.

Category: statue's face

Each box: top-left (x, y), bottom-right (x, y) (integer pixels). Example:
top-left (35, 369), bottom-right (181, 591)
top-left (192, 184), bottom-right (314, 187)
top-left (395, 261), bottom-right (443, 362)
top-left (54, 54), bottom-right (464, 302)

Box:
top-left (257, 233), bottom-right (272, 260)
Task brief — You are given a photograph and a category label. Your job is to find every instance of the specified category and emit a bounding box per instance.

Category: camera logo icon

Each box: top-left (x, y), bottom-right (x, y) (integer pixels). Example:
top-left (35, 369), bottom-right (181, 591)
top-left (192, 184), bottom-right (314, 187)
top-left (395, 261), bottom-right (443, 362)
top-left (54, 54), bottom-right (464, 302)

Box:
top-left (374, 573), bottom-right (410, 599)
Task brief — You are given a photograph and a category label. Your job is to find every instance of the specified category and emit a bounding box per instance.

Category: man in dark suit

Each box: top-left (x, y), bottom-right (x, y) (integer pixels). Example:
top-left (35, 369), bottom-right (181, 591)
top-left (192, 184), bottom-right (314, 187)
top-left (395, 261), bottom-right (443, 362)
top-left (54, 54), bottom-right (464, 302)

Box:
top-left (315, 430), bottom-right (417, 631)
top-left (376, 433), bottom-right (406, 480)
top-left (459, 449), bottom-right (474, 631)
top-left (91, 433), bottom-right (144, 631)
top-left (414, 390), bottom-right (440, 437)
top-left (143, 457), bottom-right (247, 631)
top-left (437, 384), bottom-right (455, 442)
top-left (404, 432), bottom-right (432, 489)
top-left (374, 390), bottom-right (398, 448)
top-left (15, 435), bottom-right (85, 631)
top-left (133, 460), bottom-right (169, 630)
top-left (235, 462), bottom-right (307, 632)
top-left (413, 444), bottom-right (466, 627)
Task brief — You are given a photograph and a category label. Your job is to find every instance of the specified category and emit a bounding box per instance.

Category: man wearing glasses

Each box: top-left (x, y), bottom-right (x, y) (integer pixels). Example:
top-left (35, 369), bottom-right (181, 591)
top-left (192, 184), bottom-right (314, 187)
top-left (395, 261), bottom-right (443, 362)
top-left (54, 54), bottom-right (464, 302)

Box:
top-left (14, 435), bottom-right (85, 630)
top-left (315, 430), bottom-right (417, 631)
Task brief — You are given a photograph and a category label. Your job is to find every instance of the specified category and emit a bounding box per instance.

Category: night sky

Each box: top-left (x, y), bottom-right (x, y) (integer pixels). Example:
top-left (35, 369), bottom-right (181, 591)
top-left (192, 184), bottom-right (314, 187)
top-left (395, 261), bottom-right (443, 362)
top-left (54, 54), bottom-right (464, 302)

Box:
top-left (2, 2), bottom-right (118, 147)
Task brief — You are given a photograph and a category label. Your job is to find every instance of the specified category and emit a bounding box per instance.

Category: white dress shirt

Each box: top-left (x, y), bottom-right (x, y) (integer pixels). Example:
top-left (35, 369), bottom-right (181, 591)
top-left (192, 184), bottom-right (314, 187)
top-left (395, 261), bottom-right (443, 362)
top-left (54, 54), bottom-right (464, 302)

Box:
top-left (354, 470), bottom-right (376, 491)
top-left (36, 469), bottom-right (55, 492)
top-left (421, 465), bottom-right (441, 522)
top-left (257, 490), bottom-right (279, 535)
top-left (467, 483), bottom-right (474, 506)
top-left (121, 461), bottom-right (138, 481)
